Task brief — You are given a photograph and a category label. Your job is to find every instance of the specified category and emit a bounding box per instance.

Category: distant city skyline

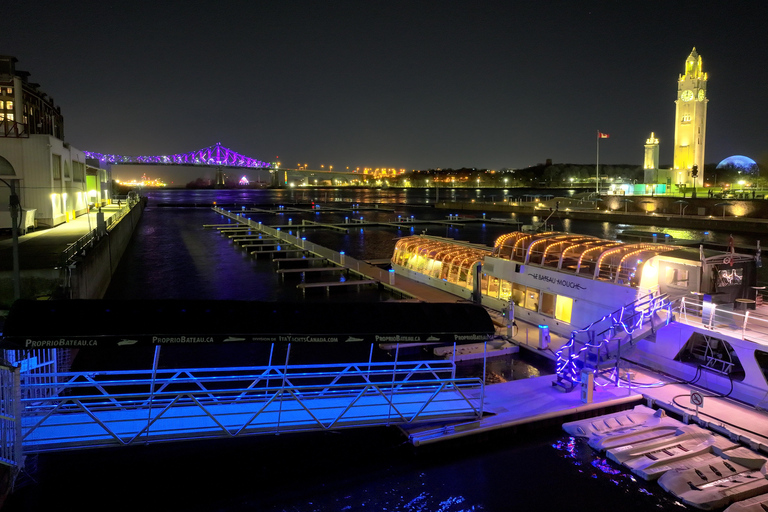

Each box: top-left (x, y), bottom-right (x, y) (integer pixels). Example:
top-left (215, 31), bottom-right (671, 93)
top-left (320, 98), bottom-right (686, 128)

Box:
top-left (4, 1), bottom-right (767, 184)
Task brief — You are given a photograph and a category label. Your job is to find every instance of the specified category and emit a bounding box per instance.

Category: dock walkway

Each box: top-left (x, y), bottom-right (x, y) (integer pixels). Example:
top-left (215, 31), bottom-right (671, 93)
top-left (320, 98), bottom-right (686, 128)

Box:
top-left (0, 204), bottom-right (125, 272)
top-left (213, 207), bottom-right (469, 304)
top-left (402, 367), bottom-right (768, 452)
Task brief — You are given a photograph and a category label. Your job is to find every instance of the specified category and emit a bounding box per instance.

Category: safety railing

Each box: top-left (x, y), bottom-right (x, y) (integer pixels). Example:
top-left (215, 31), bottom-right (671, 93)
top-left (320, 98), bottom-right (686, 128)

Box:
top-left (59, 201), bottom-right (136, 266)
top-left (18, 359), bottom-right (483, 453)
top-left (676, 296), bottom-right (768, 346)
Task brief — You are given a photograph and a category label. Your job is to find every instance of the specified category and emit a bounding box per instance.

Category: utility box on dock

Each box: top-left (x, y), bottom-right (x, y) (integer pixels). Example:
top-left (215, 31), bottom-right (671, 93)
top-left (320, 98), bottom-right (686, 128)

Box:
top-left (581, 370), bottom-right (594, 403)
top-left (538, 325), bottom-right (550, 350)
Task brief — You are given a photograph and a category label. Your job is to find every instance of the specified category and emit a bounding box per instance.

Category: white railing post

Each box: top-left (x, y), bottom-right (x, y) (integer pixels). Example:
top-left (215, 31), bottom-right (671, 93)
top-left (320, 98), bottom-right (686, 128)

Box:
top-left (743, 311), bottom-right (750, 340)
top-left (388, 344), bottom-right (399, 424)
top-left (145, 345), bottom-right (161, 441)
top-left (276, 344), bottom-right (291, 431)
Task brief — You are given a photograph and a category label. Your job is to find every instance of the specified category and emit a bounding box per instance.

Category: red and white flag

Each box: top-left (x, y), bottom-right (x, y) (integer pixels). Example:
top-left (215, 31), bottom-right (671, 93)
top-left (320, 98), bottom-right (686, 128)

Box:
top-left (598, 132), bottom-right (610, 139)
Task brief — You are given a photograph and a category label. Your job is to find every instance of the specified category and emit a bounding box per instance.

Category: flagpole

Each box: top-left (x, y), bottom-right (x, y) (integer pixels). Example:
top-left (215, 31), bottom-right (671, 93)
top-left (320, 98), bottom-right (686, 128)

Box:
top-left (596, 130), bottom-right (600, 195)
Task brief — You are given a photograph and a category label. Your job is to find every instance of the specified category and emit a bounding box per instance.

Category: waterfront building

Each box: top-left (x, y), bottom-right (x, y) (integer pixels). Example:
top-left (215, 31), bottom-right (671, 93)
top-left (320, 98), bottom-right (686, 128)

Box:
top-left (0, 55), bottom-right (111, 228)
top-left (673, 47), bottom-right (708, 187)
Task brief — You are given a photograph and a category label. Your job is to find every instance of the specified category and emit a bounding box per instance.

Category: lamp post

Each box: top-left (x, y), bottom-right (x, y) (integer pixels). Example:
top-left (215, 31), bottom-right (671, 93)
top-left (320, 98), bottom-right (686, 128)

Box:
top-left (0, 178), bottom-right (21, 300)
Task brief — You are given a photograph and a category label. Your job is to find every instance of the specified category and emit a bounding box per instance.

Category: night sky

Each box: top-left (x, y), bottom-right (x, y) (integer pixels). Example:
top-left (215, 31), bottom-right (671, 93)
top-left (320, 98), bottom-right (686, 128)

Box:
top-left (4, 1), bottom-right (768, 183)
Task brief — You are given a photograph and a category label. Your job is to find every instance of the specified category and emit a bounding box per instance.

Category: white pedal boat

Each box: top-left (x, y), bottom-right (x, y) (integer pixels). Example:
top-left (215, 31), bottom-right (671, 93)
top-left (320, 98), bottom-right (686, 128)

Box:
top-left (658, 447), bottom-right (768, 510)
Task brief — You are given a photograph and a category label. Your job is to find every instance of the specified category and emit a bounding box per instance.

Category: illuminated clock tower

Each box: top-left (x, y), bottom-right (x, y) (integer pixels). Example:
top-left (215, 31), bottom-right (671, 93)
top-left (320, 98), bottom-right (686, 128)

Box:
top-left (673, 48), bottom-right (708, 186)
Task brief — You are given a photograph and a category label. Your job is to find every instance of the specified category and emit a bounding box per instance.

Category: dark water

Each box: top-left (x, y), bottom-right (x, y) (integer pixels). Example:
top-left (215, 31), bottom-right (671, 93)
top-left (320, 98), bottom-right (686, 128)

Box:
top-left (10, 187), bottom-right (754, 511)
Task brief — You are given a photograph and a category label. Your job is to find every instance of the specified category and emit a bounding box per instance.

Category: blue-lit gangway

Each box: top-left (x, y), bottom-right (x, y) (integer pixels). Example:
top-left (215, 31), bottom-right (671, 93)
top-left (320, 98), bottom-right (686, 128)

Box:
top-left (3, 353), bottom-right (483, 458)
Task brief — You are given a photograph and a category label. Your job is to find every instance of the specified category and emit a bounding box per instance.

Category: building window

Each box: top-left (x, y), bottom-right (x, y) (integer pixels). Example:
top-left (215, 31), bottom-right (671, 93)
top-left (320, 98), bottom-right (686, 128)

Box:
top-left (52, 155), bottom-right (62, 180)
top-left (0, 100), bottom-right (4, 109)
top-left (6, 101), bottom-right (12, 110)
top-left (6, 113), bottom-right (13, 121)
top-left (681, 114), bottom-right (691, 123)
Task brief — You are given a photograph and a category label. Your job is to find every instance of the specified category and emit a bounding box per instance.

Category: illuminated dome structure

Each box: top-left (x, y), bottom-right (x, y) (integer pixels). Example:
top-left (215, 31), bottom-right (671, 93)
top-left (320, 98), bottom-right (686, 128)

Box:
top-left (716, 155), bottom-right (759, 174)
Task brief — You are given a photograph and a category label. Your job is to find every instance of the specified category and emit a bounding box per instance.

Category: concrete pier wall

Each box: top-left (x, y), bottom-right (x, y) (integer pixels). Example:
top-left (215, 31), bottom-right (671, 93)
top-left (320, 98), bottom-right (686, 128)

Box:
top-left (0, 200), bottom-right (145, 308)
top-left (68, 200), bottom-right (145, 300)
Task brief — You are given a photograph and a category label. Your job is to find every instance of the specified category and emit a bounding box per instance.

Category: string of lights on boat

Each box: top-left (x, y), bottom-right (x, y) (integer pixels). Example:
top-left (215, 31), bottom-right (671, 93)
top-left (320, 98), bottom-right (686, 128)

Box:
top-left (555, 293), bottom-right (672, 388)
top-left (83, 142), bottom-right (271, 168)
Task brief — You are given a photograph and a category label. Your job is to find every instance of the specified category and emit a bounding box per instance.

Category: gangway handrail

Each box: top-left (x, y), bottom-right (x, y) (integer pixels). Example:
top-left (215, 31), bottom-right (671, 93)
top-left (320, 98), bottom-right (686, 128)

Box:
top-left (554, 291), bottom-right (671, 388)
top-left (15, 359), bottom-right (484, 453)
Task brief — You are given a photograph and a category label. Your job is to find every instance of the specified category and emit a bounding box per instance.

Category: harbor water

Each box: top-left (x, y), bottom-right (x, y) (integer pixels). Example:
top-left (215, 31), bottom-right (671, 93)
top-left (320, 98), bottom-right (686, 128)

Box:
top-left (7, 187), bottom-right (761, 511)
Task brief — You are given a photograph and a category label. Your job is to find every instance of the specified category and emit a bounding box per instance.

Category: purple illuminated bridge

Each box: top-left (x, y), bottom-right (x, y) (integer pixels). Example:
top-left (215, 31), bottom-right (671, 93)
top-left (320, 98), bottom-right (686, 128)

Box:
top-left (84, 142), bottom-right (271, 169)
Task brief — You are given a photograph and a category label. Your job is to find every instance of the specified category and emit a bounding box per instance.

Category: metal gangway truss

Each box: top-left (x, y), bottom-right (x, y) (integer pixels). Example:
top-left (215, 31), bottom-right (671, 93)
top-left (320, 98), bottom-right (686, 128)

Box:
top-left (1, 297), bottom-right (495, 471)
top-left (12, 356), bottom-right (482, 455)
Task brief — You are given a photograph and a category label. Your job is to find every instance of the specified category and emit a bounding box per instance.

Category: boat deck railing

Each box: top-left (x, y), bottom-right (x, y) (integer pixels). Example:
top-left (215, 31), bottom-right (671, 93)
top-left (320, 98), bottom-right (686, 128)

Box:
top-left (675, 296), bottom-right (768, 347)
top-left (14, 359), bottom-right (483, 454)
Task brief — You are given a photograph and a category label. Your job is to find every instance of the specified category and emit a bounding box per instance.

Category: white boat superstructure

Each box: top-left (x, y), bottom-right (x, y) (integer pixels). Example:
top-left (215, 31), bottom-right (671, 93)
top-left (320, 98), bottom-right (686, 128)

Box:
top-left (391, 231), bottom-right (768, 407)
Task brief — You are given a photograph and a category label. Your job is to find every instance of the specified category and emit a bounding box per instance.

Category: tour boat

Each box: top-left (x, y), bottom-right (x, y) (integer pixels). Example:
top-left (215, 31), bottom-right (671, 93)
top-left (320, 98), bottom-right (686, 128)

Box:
top-left (391, 231), bottom-right (768, 407)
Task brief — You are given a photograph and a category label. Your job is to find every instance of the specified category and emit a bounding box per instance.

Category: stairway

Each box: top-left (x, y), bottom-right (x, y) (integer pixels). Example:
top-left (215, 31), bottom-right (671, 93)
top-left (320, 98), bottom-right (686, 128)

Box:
top-left (552, 293), bottom-right (671, 392)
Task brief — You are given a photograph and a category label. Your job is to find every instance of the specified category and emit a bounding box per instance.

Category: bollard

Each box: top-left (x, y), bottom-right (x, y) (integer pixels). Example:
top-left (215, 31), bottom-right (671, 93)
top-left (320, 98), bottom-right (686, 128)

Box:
top-left (340, 251), bottom-right (346, 266)
top-left (389, 268), bottom-right (395, 285)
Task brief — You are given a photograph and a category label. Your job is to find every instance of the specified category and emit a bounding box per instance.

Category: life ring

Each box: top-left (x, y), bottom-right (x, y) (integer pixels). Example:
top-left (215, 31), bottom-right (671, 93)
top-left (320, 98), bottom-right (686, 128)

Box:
top-left (723, 256), bottom-right (732, 265)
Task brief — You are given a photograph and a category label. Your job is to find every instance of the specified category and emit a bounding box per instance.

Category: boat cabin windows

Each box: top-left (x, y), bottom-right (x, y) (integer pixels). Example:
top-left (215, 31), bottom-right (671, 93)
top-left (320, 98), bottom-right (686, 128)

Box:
top-left (535, 292), bottom-right (573, 323)
top-left (499, 280), bottom-right (512, 301)
top-left (541, 292), bottom-right (556, 317)
top-left (525, 287), bottom-right (540, 312)
top-left (555, 296), bottom-right (573, 323)
top-left (511, 283), bottom-right (526, 307)
top-left (666, 267), bottom-right (689, 287)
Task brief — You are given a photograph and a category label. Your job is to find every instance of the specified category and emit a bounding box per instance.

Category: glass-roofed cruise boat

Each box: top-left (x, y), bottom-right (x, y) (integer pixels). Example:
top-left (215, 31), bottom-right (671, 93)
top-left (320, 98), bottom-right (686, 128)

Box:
top-left (392, 231), bottom-right (768, 407)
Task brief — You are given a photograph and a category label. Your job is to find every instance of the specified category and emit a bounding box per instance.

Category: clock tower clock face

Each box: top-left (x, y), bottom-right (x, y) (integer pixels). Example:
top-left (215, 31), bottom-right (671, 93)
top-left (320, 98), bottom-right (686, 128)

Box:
top-left (698, 90), bottom-right (705, 101)
top-left (681, 90), bottom-right (694, 102)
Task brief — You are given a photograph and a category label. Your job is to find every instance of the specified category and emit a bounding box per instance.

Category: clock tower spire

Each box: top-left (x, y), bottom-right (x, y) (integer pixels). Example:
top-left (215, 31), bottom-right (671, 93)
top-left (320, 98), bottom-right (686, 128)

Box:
top-left (673, 47), bottom-right (708, 187)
